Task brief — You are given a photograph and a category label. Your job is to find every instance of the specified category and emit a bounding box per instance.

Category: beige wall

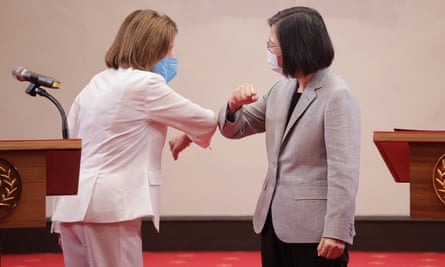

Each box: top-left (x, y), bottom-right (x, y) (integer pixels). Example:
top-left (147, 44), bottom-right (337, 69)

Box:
top-left (1, 0), bottom-right (445, 217)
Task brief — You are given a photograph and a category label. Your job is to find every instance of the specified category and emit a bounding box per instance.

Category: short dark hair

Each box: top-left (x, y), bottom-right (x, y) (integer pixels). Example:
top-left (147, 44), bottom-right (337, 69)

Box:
top-left (268, 7), bottom-right (334, 77)
top-left (105, 9), bottom-right (178, 71)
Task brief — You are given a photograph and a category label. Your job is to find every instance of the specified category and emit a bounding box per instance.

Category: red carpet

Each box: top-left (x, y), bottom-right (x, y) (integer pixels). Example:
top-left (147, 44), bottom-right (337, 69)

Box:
top-left (2, 251), bottom-right (445, 266)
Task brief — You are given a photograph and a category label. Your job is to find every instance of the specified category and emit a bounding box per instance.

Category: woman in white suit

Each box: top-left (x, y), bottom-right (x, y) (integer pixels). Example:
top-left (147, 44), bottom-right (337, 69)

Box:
top-left (52, 9), bottom-right (217, 267)
top-left (218, 6), bottom-right (360, 267)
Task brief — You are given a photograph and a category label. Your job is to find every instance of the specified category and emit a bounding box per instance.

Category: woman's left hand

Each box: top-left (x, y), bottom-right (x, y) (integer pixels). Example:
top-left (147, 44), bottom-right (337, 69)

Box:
top-left (169, 134), bottom-right (192, 160)
top-left (317, 237), bottom-right (345, 259)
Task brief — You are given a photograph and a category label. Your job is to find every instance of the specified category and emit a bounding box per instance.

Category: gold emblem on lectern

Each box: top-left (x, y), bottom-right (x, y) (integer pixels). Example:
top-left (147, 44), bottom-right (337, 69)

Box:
top-left (433, 155), bottom-right (445, 205)
top-left (0, 158), bottom-right (22, 218)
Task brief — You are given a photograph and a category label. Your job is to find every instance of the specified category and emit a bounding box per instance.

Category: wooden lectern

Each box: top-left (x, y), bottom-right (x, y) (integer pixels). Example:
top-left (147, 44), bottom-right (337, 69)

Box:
top-left (374, 130), bottom-right (445, 219)
top-left (0, 139), bottom-right (80, 265)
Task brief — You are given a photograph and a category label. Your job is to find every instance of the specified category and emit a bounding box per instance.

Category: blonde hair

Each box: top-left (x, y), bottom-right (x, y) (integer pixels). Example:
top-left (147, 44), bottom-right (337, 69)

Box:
top-left (105, 9), bottom-right (177, 71)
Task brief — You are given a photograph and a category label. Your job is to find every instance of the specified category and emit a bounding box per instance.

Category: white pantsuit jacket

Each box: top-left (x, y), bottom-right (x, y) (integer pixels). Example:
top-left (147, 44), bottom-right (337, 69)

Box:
top-left (52, 68), bottom-right (217, 231)
top-left (218, 68), bottom-right (360, 244)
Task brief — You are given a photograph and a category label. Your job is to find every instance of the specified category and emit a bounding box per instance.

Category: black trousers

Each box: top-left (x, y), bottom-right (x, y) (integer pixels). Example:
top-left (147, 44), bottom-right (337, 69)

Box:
top-left (261, 213), bottom-right (349, 267)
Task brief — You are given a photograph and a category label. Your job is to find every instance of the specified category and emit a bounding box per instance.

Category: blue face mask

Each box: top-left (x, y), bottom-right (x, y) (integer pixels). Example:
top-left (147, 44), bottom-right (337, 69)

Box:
top-left (153, 58), bottom-right (177, 83)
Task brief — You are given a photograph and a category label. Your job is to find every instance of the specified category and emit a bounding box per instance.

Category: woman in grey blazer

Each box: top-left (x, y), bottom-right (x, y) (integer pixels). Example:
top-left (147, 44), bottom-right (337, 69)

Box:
top-left (218, 6), bottom-right (360, 267)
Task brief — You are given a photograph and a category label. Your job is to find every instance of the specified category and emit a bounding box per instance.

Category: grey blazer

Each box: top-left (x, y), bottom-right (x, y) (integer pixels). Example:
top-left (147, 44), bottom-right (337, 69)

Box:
top-left (218, 68), bottom-right (360, 245)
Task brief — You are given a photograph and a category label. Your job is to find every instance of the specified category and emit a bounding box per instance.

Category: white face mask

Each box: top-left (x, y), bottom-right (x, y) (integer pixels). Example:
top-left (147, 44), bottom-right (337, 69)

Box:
top-left (266, 49), bottom-right (282, 74)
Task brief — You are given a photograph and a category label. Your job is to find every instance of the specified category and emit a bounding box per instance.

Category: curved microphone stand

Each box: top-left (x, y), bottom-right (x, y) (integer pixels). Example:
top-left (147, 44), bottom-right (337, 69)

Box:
top-left (25, 83), bottom-right (69, 139)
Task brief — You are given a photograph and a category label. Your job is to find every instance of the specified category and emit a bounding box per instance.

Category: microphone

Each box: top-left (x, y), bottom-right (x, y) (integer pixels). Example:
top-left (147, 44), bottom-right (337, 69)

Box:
top-left (12, 66), bottom-right (61, 89)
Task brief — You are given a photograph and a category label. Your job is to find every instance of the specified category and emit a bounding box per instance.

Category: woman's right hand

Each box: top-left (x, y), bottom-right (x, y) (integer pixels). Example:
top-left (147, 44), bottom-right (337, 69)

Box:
top-left (228, 83), bottom-right (258, 114)
top-left (169, 133), bottom-right (192, 160)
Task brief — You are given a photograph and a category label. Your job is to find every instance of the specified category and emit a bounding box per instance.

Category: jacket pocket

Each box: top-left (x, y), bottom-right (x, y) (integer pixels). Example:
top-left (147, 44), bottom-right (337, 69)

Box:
top-left (292, 184), bottom-right (327, 200)
top-left (148, 170), bottom-right (161, 186)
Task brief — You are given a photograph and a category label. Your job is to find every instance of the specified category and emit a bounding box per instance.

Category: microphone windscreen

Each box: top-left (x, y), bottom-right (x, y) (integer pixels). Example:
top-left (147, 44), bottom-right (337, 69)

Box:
top-left (12, 66), bottom-right (27, 81)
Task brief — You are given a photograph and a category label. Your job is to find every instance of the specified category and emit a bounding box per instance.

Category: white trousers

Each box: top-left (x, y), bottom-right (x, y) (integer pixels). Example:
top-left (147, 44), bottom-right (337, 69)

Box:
top-left (59, 219), bottom-right (143, 267)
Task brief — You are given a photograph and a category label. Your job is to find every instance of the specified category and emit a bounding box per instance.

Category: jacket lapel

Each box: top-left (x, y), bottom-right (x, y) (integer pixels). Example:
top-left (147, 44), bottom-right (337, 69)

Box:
top-left (281, 89), bottom-right (316, 145)
top-left (274, 83), bottom-right (296, 142)
top-left (280, 68), bottom-right (328, 145)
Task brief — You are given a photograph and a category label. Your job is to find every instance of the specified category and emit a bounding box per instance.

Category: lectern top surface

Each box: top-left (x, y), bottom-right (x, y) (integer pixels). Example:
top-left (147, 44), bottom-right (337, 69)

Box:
top-left (0, 139), bottom-right (81, 151)
top-left (374, 130), bottom-right (445, 142)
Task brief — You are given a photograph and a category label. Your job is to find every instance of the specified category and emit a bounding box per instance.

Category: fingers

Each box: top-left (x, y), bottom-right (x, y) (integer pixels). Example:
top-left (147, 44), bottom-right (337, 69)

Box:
top-left (57, 234), bottom-right (63, 249)
top-left (236, 83), bottom-right (257, 103)
top-left (238, 83), bottom-right (257, 101)
top-left (169, 134), bottom-right (192, 161)
top-left (168, 140), bottom-right (179, 160)
top-left (317, 238), bottom-right (345, 259)
top-left (172, 150), bottom-right (179, 160)
top-left (228, 83), bottom-right (258, 113)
